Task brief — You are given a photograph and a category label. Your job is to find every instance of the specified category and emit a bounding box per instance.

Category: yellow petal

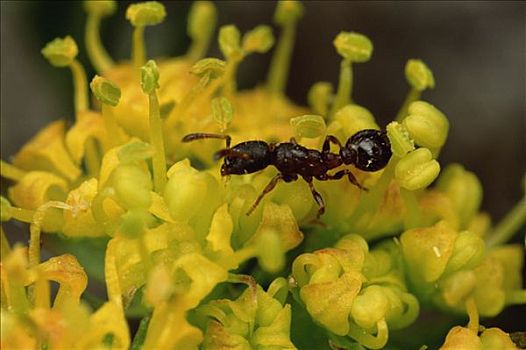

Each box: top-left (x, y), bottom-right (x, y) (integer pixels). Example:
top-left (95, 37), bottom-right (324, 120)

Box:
top-left (62, 178), bottom-right (105, 237)
top-left (38, 254), bottom-right (87, 308)
top-left (12, 120), bottom-right (80, 181)
top-left (8, 171), bottom-right (68, 210)
top-left (65, 111), bottom-right (108, 164)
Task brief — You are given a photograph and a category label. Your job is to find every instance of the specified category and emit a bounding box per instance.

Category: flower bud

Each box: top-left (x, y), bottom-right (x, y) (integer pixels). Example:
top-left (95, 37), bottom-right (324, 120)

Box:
top-left (126, 1), bottom-right (166, 27)
top-left (436, 163), bottom-right (482, 228)
top-left (117, 141), bottom-right (155, 164)
top-left (333, 32), bottom-right (373, 62)
top-left (90, 75), bottom-right (121, 106)
top-left (119, 208), bottom-right (153, 238)
top-left (351, 285), bottom-right (389, 329)
top-left (274, 0), bottom-right (304, 26)
top-left (440, 326), bottom-right (481, 350)
top-left (41, 36), bottom-right (78, 67)
top-left (403, 101), bottom-right (449, 150)
top-left (111, 164), bottom-right (152, 210)
top-left (395, 148), bottom-right (440, 191)
top-left (386, 121), bottom-right (414, 157)
top-left (405, 59), bottom-right (435, 91)
top-left (242, 25), bottom-right (275, 54)
top-left (256, 228), bottom-right (285, 273)
top-left (444, 230), bottom-right (485, 275)
top-left (290, 114), bottom-right (326, 139)
top-left (218, 25), bottom-right (242, 59)
top-left (141, 60), bottom-right (160, 94)
top-left (480, 328), bottom-right (519, 350)
top-left (400, 220), bottom-right (457, 286)
top-left (331, 104), bottom-right (379, 138)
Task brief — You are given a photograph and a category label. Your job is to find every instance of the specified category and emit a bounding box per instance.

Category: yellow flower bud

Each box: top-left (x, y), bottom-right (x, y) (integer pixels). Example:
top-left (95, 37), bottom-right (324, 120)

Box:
top-left (111, 164), bottom-right (152, 210)
top-left (395, 148), bottom-right (440, 191)
top-left (211, 96), bottom-right (234, 131)
top-left (330, 104), bottom-right (379, 140)
top-left (440, 326), bottom-right (481, 350)
top-left (400, 220), bottom-right (457, 286)
top-left (290, 114), bottom-right (326, 139)
top-left (403, 100), bottom-right (449, 150)
top-left (437, 163), bottom-right (483, 228)
top-left (351, 285), bottom-right (389, 329)
top-left (480, 328), bottom-right (519, 350)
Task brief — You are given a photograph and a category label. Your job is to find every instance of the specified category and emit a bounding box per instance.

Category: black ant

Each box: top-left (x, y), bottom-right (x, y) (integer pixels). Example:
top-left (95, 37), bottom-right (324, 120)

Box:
top-left (182, 129), bottom-right (391, 218)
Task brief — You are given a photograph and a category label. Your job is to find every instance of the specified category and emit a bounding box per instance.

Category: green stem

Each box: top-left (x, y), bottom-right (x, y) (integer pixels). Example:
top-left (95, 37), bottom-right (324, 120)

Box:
top-left (133, 26), bottom-right (146, 70)
top-left (130, 315), bottom-right (151, 350)
top-left (329, 58), bottom-right (352, 118)
top-left (1, 226), bottom-right (11, 258)
top-left (222, 58), bottom-right (241, 100)
top-left (400, 188), bottom-right (422, 229)
top-left (101, 104), bottom-right (123, 148)
top-left (86, 14), bottom-right (114, 73)
top-left (69, 59), bottom-right (89, 115)
top-left (148, 92), bottom-right (167, 193)
top-left (0, 160), bottom-right (27, 181)
top-left (506, 290), bottom-right (526, 305)
top-left (8, 206), bottom-right (35, 224)
top-left (395, 88), bottom-right (421, 122)
top-left (267, 21), bottom-right (297, 96)
top-left (187, 31), bottom-right (213, 62)
top-left (84, 139), bottom-right (101, 176)
top-left (138, 234), bottom-right (151, 277)
top-left (487, 197), bottom-right (526, 247)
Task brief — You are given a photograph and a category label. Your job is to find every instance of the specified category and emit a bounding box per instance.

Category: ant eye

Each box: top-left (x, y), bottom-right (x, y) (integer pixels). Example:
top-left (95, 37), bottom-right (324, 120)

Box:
top-left (348, 129), bottom-right (392, 171)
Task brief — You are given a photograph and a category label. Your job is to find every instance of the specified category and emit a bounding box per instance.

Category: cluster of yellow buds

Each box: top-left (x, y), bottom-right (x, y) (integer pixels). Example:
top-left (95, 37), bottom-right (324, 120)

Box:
top-left (1, 1), bottom-right (524, 349)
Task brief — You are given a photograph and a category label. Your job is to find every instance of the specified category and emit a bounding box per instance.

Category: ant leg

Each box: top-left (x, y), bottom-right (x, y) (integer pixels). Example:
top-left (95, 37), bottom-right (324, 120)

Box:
top-left (326, 169), bottom-right (368, 191)
top-left (322, 135), bottom-right (343, 153)
top-left (182, 133), bottom-right (231, 148)
top-left (305, 177), bottom-right (325, 218)
top-left (246, 173), bottom-right (283, 216)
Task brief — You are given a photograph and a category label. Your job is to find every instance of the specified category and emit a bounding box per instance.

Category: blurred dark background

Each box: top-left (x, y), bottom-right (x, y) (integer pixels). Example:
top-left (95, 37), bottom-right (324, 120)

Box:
top-left (1, 0), bottom-right (525, 342)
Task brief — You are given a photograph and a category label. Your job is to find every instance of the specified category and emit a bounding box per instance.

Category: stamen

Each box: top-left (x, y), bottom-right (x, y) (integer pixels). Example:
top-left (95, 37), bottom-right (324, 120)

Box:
top-left (141, 60), bottom-right (167, 193)
top-left (84, 0), bottom-right (117, 73)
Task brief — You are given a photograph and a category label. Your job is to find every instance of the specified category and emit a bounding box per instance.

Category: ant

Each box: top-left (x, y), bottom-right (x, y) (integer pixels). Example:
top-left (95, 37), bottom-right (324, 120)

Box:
top-left (182, 129), bottom-right (391, 218)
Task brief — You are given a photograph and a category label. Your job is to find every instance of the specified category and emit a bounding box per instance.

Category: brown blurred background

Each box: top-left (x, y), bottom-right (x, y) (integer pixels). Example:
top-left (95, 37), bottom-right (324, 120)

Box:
top-left (1, 0), bottom-right (525, 339)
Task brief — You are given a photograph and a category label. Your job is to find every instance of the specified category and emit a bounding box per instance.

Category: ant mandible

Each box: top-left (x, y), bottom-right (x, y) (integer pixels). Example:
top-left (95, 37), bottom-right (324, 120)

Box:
top-left (182, 129), bottom-right (391, 218)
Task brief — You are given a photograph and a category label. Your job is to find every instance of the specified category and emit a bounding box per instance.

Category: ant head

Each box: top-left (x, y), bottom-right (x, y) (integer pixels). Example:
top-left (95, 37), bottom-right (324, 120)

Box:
top-left (341, 129), bottom-right (392, 172)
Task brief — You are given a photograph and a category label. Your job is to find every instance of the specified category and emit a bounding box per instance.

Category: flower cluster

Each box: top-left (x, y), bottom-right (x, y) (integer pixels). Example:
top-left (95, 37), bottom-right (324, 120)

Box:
top-left (1, 1), bottom-right (524, 349)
